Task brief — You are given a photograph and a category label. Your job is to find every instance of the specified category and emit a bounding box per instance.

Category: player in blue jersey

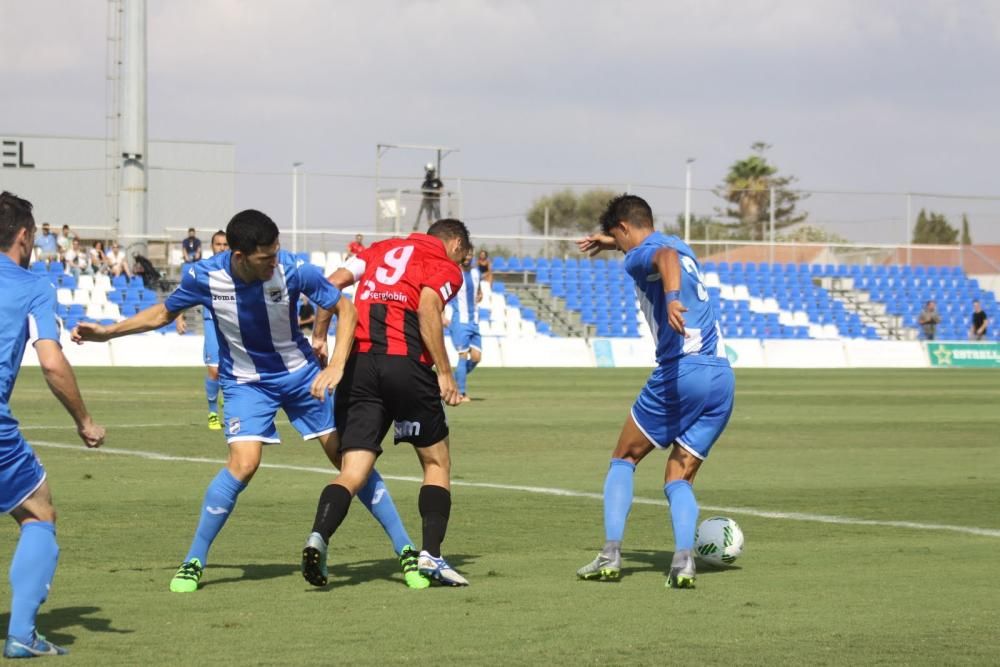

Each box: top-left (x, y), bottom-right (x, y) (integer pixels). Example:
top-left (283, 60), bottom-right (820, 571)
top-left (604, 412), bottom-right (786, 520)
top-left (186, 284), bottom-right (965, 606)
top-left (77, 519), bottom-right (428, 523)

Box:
top-left (73, 209), bottom-right (428, 591)
top-left (201, 230), bottom-right (228, 430)
top-left (445, 251), bottom-right (483, 402)
top-left (1, 192), bottom-right (106, 658)
top-left (575, 194), bottom-right (735, 589)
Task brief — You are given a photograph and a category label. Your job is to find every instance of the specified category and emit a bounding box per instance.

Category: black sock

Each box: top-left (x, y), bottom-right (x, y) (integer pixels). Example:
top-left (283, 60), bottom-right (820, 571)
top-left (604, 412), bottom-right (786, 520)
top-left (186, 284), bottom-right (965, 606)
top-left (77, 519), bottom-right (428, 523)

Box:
top-left (312, 484), bottom-right (353, 543)
top-left (419, 485), bottom-right (451, 557)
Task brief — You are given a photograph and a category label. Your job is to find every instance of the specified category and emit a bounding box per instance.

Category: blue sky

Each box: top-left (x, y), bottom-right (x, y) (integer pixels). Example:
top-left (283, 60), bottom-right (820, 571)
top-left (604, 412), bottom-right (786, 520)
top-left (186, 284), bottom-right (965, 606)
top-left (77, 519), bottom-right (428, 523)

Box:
top-left (3, 1), bottom-right (999, 243)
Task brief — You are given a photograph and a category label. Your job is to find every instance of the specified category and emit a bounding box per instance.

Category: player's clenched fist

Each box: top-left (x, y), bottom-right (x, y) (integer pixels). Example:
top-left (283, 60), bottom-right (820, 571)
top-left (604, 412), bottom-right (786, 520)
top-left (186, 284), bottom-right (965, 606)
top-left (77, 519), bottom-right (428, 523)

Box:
top-left (71, 322), bottom-right (111, 344)
top-left (310, 365), bottom-right (343, 400)
top-left (438, 371), bottom-right (461, 406)
top-left (78, 417), bottom-right (106, 448)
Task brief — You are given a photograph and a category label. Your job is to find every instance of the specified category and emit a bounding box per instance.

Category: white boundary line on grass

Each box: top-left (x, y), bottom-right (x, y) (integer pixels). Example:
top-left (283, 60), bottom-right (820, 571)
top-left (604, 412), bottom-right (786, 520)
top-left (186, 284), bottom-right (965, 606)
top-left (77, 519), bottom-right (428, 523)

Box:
top-left (31, 440), bottom-right (1000, 539)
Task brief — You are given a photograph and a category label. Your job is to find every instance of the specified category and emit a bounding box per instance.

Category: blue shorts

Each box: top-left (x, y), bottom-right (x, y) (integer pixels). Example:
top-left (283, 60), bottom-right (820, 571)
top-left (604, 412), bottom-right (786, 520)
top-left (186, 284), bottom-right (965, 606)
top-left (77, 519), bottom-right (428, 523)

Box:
top-left (0, 435), bottom-right (47, 514)
top-left (203, 324), bottom-right (220, 367)
top-left (450, 322), bottom-right (482, 353)
top-left (220, 364), bottom-right (334, 444)
top-left (630, 359), bottom-right (735, 460)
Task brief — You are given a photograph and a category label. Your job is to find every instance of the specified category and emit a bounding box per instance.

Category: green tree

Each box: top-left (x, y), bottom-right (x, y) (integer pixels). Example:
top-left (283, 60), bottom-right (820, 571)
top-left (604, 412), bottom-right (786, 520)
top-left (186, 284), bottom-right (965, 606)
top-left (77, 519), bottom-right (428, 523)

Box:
top-left (775, 224), bottom-right (849, 244)
top-left (526, 188), bottom-right (619, 235)
top-left (715, 142), bottom-right (807, 241)
top-left (961, 214), bottom-right (973, 245)
top-left (912, 209), bottom-right (959, 244)
top-left (664, 213), bottom-right (736, 242)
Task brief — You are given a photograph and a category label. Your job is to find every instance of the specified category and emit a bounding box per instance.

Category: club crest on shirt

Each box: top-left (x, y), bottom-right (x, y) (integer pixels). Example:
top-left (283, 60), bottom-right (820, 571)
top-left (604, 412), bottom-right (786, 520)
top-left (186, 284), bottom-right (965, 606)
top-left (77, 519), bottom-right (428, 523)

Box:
top-left (268, 288), bottom-right (283, 303)
top-left (227, 417), bottom-right (241, 435)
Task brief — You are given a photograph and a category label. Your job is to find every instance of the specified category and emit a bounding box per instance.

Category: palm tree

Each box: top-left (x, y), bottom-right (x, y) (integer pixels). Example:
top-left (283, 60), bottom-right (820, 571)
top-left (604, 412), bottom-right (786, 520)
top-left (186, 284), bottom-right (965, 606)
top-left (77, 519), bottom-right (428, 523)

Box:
top-left (716, 142), bottom-right (807, 241)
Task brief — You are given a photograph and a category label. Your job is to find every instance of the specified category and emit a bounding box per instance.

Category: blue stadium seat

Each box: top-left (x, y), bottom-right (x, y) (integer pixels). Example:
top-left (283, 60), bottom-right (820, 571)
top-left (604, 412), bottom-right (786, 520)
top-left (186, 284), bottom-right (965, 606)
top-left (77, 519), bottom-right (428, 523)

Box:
top-left (112, 274), bottom-right (129, 288)
top-left (58, 274), bottom-right (77, 289)
top-left (521, 257), bottom-right (536, 271)
top-left (48, 262), bottom-right (65, 274)
top-left (31, 261), bottom-right (47, 273)
top-left (492, 257), bottom-right (508, 271)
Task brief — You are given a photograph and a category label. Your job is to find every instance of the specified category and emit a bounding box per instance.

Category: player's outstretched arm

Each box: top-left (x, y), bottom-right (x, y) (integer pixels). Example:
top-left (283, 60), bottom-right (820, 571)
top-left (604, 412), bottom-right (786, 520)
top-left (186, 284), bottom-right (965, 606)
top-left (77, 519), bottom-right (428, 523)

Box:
top-left (577, 233), bottom-right (617, 257)
top-left (313, 267), bottom-right (358, 354)
top-left (35, 339), bottom-right (105, 448)
top-left (653, 247), bottom-right (688, 335)
top-left (418, 287), bottom-right (461, 406)
top-left (311, 297), bottom-right (357, 399)
top-left (71, 303), bottom-right (179, 343)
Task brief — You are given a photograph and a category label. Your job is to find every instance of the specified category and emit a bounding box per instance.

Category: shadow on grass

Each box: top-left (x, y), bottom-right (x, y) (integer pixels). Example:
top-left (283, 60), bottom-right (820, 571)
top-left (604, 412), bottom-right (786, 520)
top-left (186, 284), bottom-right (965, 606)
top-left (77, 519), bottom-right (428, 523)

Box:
top-left (311, 552), bottom-right (480, 593)
top-left (198, 553), bottom-right (479, 592)
top-left (0, 606), bottom-right (134, 647)
top-left (617, 549), bottom-right (742, 580)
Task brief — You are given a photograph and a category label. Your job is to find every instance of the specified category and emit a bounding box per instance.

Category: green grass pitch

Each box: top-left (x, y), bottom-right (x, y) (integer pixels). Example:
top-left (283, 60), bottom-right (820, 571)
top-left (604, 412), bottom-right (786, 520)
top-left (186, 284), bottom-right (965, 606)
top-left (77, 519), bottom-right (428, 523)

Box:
top-left (3, 368), bottom-right (999, 665)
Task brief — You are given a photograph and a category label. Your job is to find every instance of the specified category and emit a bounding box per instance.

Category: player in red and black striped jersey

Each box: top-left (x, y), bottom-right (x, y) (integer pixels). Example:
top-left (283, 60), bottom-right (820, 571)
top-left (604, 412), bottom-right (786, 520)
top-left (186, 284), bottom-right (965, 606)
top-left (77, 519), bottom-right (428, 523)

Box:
top-left (304, 219), bottom-right (474, 587)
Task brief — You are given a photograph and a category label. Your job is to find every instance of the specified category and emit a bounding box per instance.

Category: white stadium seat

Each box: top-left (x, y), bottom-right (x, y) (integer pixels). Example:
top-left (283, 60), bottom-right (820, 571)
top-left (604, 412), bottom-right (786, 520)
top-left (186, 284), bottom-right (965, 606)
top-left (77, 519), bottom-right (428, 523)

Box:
top-left (94, 274), bottom-right (112, 292)
top-left (704, 272), bottom-right (721, 288)
top-left (56, 288), bottom-right (73, 305)
top-left (90, 290), bottom-right (108, 305)
top-left (309, 251), bottom-right (326, 266)
top-left (169, 247), bottom-right (184, 266)
top-left (77, 275), bottom-right (95, 291)
top-left (85, 304), bottom-right (104, 319)
top-left (778, 311), bottom-right (795, 326)
top-left (732, 285), bottom-right (751, 301)
top-left (762, 297), bottom-right (780, 313)
top-left (71, 289), bottom-right (90, 305)
top-left (102, 303), bottom-right (122, 320)
top-left (792, 311), bottom-right (810, 326)
top-left (326, 251), bottom-right (344, 267)
top-left (718, 285), bottom-right (735, 300)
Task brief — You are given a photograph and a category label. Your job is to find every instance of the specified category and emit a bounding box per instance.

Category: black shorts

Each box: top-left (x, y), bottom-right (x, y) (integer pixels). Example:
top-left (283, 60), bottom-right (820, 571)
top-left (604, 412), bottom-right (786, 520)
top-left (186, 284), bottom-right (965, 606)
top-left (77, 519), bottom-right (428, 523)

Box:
top-left (334, 352), bottom-right (449, 454)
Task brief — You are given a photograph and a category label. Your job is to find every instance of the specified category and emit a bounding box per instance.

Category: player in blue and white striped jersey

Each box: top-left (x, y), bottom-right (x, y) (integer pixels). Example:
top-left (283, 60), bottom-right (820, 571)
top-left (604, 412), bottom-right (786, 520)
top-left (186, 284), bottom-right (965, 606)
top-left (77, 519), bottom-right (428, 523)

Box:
top-left (73, 209), bottom-right (428, 591)
top-left (446, 251), bottom-right (483, 401)
top-left (575, 194), bottom-right (735, 590)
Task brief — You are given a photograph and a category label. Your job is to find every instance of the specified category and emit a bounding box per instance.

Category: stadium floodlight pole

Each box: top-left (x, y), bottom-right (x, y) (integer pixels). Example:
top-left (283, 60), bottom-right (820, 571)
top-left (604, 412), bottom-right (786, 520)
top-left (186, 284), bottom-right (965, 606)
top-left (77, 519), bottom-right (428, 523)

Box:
top-left (769, 186), bottom-right (776, 266)
top-left (684, 158), bottom-right (695, 244)
top-left (905, 192), bottom-right (912, 265)
top-left (292, 162), bottom-right (303, 253)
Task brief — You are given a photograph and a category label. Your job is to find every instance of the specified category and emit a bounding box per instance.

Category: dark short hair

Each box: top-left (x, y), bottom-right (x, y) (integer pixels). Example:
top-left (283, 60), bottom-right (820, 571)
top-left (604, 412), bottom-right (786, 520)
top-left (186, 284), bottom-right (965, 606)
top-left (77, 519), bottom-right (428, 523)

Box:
top-left (0, 191), bottom-right (35, 251)
top-left (188, 227), bottom-right (196, 233)
top-left (599, 194), bottom-right (654, 235)
top-left (226, 210), bottom-right (279, 254)
top-left (211, 229), bottom-right (227, 243)
top-left (427, 218), bottom-right (471, 253)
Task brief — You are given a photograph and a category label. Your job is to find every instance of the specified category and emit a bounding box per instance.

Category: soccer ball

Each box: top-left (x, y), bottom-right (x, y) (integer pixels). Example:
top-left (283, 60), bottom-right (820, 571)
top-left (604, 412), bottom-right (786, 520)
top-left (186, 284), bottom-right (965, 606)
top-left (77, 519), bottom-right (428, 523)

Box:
top-left (694, 516), bottom-right (744, 566)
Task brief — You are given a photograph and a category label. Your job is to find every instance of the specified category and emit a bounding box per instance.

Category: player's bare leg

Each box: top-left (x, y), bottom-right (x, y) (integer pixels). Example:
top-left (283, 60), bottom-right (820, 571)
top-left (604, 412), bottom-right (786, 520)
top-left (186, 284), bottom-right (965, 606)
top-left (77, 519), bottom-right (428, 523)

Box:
top-left (170, 441), bottom-right (260, 593)
top-left (5, 482), bottom-right (69, 658)
top-left (664, 444), bottom-right (703, 589)
top-left (303, 449), bottom-right (377, 587)
top-left (578, 415), bottom-right (655, 581)
top-left (413, 440), bottom-right (468, 586)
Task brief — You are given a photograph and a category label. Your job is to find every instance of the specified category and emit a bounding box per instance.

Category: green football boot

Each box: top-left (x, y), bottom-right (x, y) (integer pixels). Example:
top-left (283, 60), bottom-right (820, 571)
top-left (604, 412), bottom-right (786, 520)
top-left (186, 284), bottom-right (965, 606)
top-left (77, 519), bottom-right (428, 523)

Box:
top-left (398, 545), bottom-right (430, 589)
top-left (170, 558), bottom-right (204, 593)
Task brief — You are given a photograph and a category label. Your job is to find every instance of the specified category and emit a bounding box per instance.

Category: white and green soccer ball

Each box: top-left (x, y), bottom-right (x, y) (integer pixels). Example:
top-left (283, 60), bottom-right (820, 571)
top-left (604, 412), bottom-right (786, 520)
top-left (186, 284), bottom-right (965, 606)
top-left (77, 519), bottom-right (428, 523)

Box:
top-left (694, 516), bottom-right (744, 566)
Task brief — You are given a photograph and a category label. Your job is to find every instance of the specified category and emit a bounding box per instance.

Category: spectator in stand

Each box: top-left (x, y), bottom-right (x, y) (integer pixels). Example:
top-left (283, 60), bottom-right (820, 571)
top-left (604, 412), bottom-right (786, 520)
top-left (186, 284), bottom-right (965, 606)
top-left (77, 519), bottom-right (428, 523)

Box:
top-left (32, 223), bottom-right (59, 264)
top-left (56, 225), bottom-right (75, 260)
top-left (298, 296), bottom-right (316, 332)
top-left (917, 300), bottom-right (941, 340)
top-left (106, 241), bottom-right (132, 279)
top-left (63, 238), bottom-right (91, 277)
top-left (182, 228), bottom-right (202, 263)
top-left (88, 240), bottom-right (109, 275)
top-left (346, 234), bottom-right (365, 259)
top-left (969, 300), bottom-right (989, 341)
top-left (476, 249), bottom-right (493, 284)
